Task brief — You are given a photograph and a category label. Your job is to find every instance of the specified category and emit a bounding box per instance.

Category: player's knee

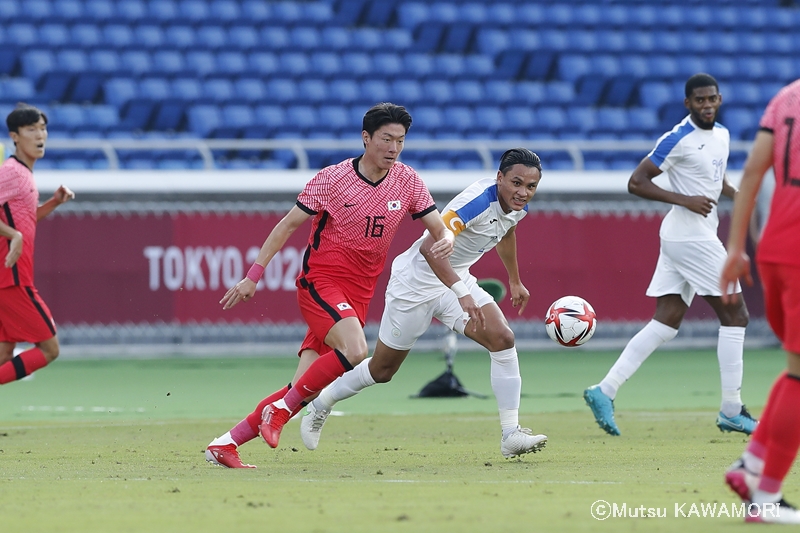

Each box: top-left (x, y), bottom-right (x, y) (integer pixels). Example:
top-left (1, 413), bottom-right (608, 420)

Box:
top-left (0, 346), bottom-right (13, 364)
top-left (486, 327), bottom-right (515, 352)
top-left (38, 340), bottom-right (60, 362)
top-left (371, 365), bottom-right (397, 384)
top-left (340, 344), bottom-right (368, 367)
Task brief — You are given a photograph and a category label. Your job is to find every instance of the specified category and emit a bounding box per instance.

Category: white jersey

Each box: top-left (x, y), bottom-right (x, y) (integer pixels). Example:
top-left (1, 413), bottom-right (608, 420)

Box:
top-left (647, 115), bottom-right (730, 242)
top-left (390, 178), bottom-right (527, 297)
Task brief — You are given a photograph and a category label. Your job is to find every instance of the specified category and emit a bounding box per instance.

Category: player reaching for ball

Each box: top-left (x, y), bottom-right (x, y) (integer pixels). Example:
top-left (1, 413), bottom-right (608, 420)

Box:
top-left (583, 73), bottom-right (755, 436)
top-left (299, 148), bottom-right (547, 459)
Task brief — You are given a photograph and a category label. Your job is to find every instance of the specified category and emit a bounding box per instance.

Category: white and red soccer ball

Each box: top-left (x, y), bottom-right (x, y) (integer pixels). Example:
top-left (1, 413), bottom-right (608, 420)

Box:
top-left (545, 296), bottom-right (597, 347)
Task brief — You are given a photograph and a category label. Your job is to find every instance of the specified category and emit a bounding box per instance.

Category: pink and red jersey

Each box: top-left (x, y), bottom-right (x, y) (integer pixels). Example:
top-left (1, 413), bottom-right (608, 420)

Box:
top-left (0, 157), bottom-right (38, 288)
top-left (757, 79), bottom-right (800, 267)
top-left (296, 157), bottom-right (436, 303)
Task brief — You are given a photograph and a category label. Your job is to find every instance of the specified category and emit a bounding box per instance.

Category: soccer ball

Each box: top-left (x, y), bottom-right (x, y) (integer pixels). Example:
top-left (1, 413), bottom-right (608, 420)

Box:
top-left (545, 296), bottom-right (597, 347)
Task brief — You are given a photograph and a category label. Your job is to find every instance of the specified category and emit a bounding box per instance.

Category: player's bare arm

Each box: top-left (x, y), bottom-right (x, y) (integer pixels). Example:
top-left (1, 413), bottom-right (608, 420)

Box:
top-left (221, 205), bottom-right (311, 310)
top-left (628, 157), bottom-right (716, 217)
top-left (418, 210), bottom-right (454, 259)
top-left (495, 226), bottom-right (530, 315)
top-left (420, 229), bottom-right (486, 332)
top-left (0, 219), bottom-right (23, 268)
top-left (721, 175), bottom-right (739, 200)
top-left (720, 130), bottom-right (774, 302)
top-left (36, 185), bottom-right (75, 221)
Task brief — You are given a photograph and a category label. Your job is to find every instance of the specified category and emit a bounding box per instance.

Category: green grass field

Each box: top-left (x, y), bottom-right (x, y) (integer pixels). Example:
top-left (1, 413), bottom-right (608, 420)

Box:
top-left (0, 348), bottom-right (794, 532)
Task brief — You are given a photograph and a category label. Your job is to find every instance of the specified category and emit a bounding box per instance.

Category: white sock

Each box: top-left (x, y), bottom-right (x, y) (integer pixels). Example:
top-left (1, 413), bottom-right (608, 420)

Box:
top-left (490, 347), bottom-right (521, 439)
top-left (718, 326), bottom-right (745, 417)
top-left (743, 450), bottom-right (764, 475)
top-left (752, 490), bottom-right (782, 505)
top-left (209, 431), bottom-right (236, 446)
top-left (314, 358), bottom-right (376, 411)
top-left (599, 320), bottom-right (678, 399)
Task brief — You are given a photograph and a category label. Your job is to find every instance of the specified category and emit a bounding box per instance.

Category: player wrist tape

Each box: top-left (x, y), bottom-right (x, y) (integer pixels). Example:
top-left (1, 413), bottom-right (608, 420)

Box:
top-left (450, 280), bottom-right (469, 298)
top-left (246, 263), bottom-right (265, 283)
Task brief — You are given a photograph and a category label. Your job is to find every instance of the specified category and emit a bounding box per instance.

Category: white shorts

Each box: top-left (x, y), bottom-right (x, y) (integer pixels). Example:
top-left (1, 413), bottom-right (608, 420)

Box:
top-left (378, 275), bottom-right (496, 350)
top-left (646, 239), bottom-right (741, 306)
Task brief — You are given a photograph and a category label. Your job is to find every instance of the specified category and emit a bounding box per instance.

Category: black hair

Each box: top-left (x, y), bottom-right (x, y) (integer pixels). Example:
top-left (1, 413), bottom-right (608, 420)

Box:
top-left (6, 103), bottom-right (48, 134)
top-left (499, 148), bottom-right (542, 174)
top-left (685, 73), bottom-right (719, 98)
top-left (362, 102), bottom-right (412, 137)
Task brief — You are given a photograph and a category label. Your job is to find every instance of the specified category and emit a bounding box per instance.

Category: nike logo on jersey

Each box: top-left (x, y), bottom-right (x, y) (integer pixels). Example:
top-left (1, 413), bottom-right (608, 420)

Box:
top-left (697, 144), bottom-right (705, 150)
top-left (344, 203), bottom-right (357, 207)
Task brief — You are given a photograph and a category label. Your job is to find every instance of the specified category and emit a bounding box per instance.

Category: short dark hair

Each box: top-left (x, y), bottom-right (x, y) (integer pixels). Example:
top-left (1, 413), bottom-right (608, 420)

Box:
top-left (362, 103), bottom-right (412, 137)
top-left (685, 73), bottom-right (719, 98)
top-left (499, 148), bottom-right (542, 174)
top-left (6, 103), bottom-right (48, 133)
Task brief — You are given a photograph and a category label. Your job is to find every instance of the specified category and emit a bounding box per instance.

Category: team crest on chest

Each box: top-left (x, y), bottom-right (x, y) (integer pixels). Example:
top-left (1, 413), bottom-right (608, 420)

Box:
top-left (387, 200), bottom-right (401, 211)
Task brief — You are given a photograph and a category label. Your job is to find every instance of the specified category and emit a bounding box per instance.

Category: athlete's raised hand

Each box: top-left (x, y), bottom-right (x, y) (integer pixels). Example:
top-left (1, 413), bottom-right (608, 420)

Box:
top-left (220, 278), bottom-right (257, 310)
top-left (53, 185), bottom-right (75, 205)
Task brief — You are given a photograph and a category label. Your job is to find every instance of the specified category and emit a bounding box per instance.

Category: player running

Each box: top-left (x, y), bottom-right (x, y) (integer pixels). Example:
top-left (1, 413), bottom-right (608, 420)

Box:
top-left (205, 103), bottom-right (455, 468)
top-left (721, 79), bottom-right (800, 524)
top-left (583, 73), bottom-right (755, 436)
top-left (0, 104), bottom-right (74, 385)
top-left (299, 148), bottom-right (547, 458)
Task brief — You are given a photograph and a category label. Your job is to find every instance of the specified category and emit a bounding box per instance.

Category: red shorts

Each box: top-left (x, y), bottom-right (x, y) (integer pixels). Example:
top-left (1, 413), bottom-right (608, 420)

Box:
top-left (0, 286), bottom-right (57, 343)
top-left (296, 276), bottom-right (368, 356)
top-left (757, 261), bottom-right (800, 354)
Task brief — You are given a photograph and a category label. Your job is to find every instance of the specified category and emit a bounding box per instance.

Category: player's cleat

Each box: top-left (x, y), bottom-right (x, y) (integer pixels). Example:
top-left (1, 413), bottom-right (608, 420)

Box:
top-left (205, 444), bottom-right (256, 469)
top-left (260, 402), bottom-right (291, 448)
top-left (501, 427), bottom-right (547, 458)
top-left (716, 405), bottom-right (758, 435)
top-left (724, 457), bottom-right (759, 502)
top-left (583, 385), bottom-right (621, 436)
top-left (745, 499), bottom-right (800, 524)
top-left (300, 401), bottom-right (330, 451)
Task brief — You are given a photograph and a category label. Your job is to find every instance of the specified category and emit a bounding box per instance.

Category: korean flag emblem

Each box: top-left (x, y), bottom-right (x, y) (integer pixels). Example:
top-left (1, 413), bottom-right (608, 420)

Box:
top-left (337, 302), bottom-right (352, 311)
top-left (387, 200), bottom-right (401, 211)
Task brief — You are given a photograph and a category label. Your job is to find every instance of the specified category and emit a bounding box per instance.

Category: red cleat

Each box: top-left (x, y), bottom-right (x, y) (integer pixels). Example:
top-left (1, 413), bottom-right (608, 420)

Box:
top-left (260, 403), bottom-right (291, 448)
top-left (205, 444), bottom-right (256, 469)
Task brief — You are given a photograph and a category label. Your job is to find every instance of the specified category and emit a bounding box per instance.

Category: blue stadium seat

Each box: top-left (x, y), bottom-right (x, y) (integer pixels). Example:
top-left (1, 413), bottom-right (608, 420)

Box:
top-left (627, 108), bottom-right (659, 135)
top-left (134, 25), bottom-right (164, 49)
top-left (444, 107), bottom-right (473, 133)
top-left (178, 0), bottom-right (210, 24)
top-left (277, 52), bottom-right (310, 77)
top-left (103, 78), bottom-right (137, 107)
top-left (351, 28), bottom-right (383, 52)
top-left (483, 80), bottom-right (515, 106)
top-left (340, 53), bottom-right (372, 78)
top-left (171, 78), bottom-right (202, 101)
top-left (764, 33), bottom-right (794, 56)
top-left (735, 56), bottom-right (766, 81)
top-left (403, 54), bottom-right (434, 78)
top-left (320, 28), bottom-right (350, 51)
top-left (472, 106), bottom-right (505, 135)
top-left (203, 79), bottom-right (234, 104)
top-left (647, 56), bottom-right (679, 80)
top-left (215, 52), bottom-right (247, 76)
top-left (557, 55), bottom-right (591, 83)
top-left (286, 105), bottom-right (318, 133)
top-left (422, 80), bottom-right (452, 104)
top-left (390, 80), bottom-right (423, 105)
top-left (259, 27), bottom-right (289, 50)
top-left (139, 78), bottom-right (171, 100)
top-left (120, 99), bottom-right (156, 130)
top-left (227, 26), bottom-right (258, 51)
top-left (396, 3), bottom-right (428, 30)
top-left (372, 53), bottom-right (403, 77)
top-left (151, 99), bottom-right (188, 131)
top-left (762, 57), bottom-right (795, 82)
top-left (504, 106), bottom-right (536, 133)
top-left (536, 108), bottom-right (567, 133)
top-left (196, 26), bottom-right (228, 51)
top-left (514, 81), bottom-right (545, 106)
top-left (147, 0), bottom-right (177, 22)
top-left (625, 32), bottom-right (655, 54)
top-left (254, 105), bottom-right (286, 131)
top-left (452, 80), bottom-right (483, 105)
top-left (629, 6), bottom-right (658, 28)
top-left (306, 53), bottom-right (339, 79)
top-left (411, 23), bottom-right (445, 53)
top-left (590, 55), bottom-right (621, 78)
top-left (241, 0), bottom-right (270, 22)
top-left (87, 50), bottom-right (120, 75)
top-left (595, 31), bottom-right (627, 53)
top-left (0, 0), bottom-right (19, 19)
top-left (565, 31), bottom-right (597, 53)
top-left (515, 4), bottom-right (544, 25)
top-left (6, 23), bottom-right (37, 47)
top-left (51, 105), bottom-right (86, 130)
top-left (117, 0), bottom-right (147, 23)
top-left (566, 107), bottom-right (597, 134)
top-left (164, 26), bottom-right (195, 50)
top-left (573, 76), bottom-right (608, 106)
top-left (545, 4), bottom-right (572, 27)
top-left (428, 3), bottom-right (458, 23)
top-left (187, 105), bottom-right (221, 137)
top-left (57, 50), bottom-right (88, 72)
top-left (265, 78), bottom-right (297, 104)
top-left (433, 55), bottom-right (465, 78)
top-left (362, 0), bottom-right (395, 27)
top-left (604, 76), bottom-right (640, 107)
top-left (70, 24), bottom-right (101, 48)
top-left (537, 30), bottom-right (567, 52)
top-left (220, 104), bottom-right (253, 129)
top-left (459, 3), bottom-right (487, 24)
top-left (83, 0), bottom-right (113, 21)
top-left (296, 79), bottom-right (328, 104)
top-left (729, 82), bottom-right (762, 106)
top-left (290, 27), bottom-right (320, 51)
top-left (546, 82), bottom-right (575, 105)
top-left (248, 52), bottom-right (278, 76)
top-left (210, 0), bottom-right (240, 23)
top-left (24, 0), bottom-right (53, 22)
top-left (233, 78), bottom-right (266, 105)
top-left (317, 106), bottom-right (350, 135)
top-left (412, 107), bottom-right (444, 136)
top-left (185, 51), bottom-right (216, 77)
top-left (574, 4), bottom-right (602, 26)
top-left (120, 50), bottom-right (152, 76)
top-left (475, 29), bottom-right (509, 56)
top-left (359, 80), bottom-right (391, 105)
top-left (39, 24), bottom-right (70, 47)
top-left (463, 55), bottom-right (494, 80)
top-left (328, 79), bottom-right (360, 104)
top-left (151, 50), bottom-right (185, 76)
top-left (21, 50), bottom-right (54, 83)
top-left (272, 2), bottom-right (304, 22)
top-left (722, 107), bottom-right (758, 140)
top-left (441, 24), bottom-right (474, 54)
top-left (85, 105), bottom-right (120, 129)
top-left (382, 29), bottom-right (413, 52)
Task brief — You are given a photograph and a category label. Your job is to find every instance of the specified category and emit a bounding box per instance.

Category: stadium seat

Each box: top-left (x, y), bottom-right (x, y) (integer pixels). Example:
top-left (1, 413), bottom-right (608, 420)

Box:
top-left (210, 0), bottom-right (241, 23)
top-left (139, 78), bottom-right (171, 100)
top-left (434, 55), bottom-right (465, 79)
top-left (259, 27), bottom-right (289, 50)
top-left (566, 107), bottom-right (597, 134)
top-left (573, 76), bottom-right (608, 107)
top-left (171, 78), bottom-right (202, 101)
top-left (422, 80), bottom-right (453, 105)
top-left (297, 79), bottom-right (328, 104)
top-left (359, 80), bottom-right (391, 105)
top-left (390, 80), bottom-right (423, 106)
top-left (0, 78), bottom-right (34, 102)
top-left (151, 50), bottom-right (184, 76)
top-left (102, 24), bottom-right (134, 48)
top-left (604, 76), bottom-right (640, 107)
top-left (227, 26), bottom-right (258, 51)
top-left (233, 78), bottom-right (266, 105)
top-left (83, 0), bottom-right (113, 22)
top-left (264, 78), bottom-right (297, 104)
top-left (464, 55), bottom-right (494, 80)
top-left (185, 51), bottom-right (216, 77)
top-left (187, 105), bottom-right (221, 137)
top-left (483, 80), bottom-right (515, 106)
top-left (475, 29), bottom-right (509, 56)
top-left (340, 53), bottom-right (372, 78)
top-left (203, 79), bottom-right (235, 104)
top-left (351, 28), bottom-right (383, 52)
top-left (328, 79), bottom-right (360, 104)
top-left (472, 106), bottom-right (505, 135)
top-left (151, 99), bottom-right (188, 131)
top-left (441, 24), bottom-right (475, 54)
top-left (196, 26), bottom-right (228, 51)
top-left (178, 0), bottom-right (210, 24)
top-left (247, 52), bottom-right (278, 76)
top-left (103, 78), bottom-right (137, 107)
top-left (70, 24), bottom-right (102, 48)
top-left (320, 28), bottom-right (350, 51)
top-left (412, 107), bottom-right (444, 136)
top-left (220, 104), bottom-right (253, 129)
top-left (240, 0), bottom-right (270, 22)
top-left (372, 53), bottom-right (403, 77)
top-left (21, 50), bottom-right (55, 84)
